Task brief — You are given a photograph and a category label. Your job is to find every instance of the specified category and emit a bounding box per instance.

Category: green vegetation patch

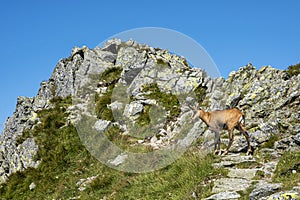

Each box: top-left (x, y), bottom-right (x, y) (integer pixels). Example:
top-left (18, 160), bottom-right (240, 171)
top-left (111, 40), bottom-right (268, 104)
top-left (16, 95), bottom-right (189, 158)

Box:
top-left (104, 124), bottom-right (151, 153)
top-left (135, 104), bottom-right (151, 126)
top-left (260, 134), bottom-right (280, 149)
top-left (194, 85), bottom-right (208, 106)
top-left (95, 67), bottom-right (123, 121)
top-left (286, 63), bottom-right (300, 77)
top-left (142, 83), bottom-right (181, 122)
top-left (100, 67), bottom-right (123, 84)
top-left (273, 151), bottom-right (300, 190)
top-left (95, 93), bottom-right (114, 121)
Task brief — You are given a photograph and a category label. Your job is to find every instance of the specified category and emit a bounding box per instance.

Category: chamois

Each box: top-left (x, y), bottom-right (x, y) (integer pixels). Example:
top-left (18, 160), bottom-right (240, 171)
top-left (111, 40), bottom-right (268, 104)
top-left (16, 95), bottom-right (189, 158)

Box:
top-left (193, 107), bottom-right (252, 155)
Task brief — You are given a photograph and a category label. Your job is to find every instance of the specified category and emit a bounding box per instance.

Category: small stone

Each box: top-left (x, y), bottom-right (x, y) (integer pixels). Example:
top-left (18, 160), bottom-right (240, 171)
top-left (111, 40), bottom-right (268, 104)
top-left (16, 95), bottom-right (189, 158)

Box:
top-left (29, 182), bottom-right (36, 191)
top-left (191, 191), bottom-right (197, 198)
top-left (123, 102), bottom-right (144, 118)
top-left (137, 140), bottom-right (144, 144)
top-left (150, 136), bottom-right (158, 144)
top-left (94, 120), bottom-right (111, 132)
top-left (109, 153), bottom-right (128, 166)
top-left (76, 175), bottom-right (98, 191)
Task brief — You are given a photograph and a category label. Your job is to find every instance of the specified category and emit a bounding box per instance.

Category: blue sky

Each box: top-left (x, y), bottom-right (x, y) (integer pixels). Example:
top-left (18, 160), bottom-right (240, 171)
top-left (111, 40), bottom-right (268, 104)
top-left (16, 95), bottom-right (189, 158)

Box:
top-left (0, 1), bottom-right (299, 132)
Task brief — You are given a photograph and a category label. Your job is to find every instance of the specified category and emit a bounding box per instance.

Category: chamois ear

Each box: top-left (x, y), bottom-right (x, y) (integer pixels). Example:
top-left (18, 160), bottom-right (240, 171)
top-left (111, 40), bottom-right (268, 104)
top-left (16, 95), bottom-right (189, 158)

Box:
top-left (191, 105), bottom-right (199, 112)
top-left (197, 106), bottom-right (203, 111)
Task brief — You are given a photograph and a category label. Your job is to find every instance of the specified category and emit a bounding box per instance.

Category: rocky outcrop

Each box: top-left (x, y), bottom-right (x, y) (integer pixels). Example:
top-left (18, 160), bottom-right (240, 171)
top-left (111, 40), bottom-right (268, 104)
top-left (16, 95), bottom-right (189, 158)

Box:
top-left (0, 38), bottom-right (299, 198)
top-left (0, 39), bottom-right (127, 180)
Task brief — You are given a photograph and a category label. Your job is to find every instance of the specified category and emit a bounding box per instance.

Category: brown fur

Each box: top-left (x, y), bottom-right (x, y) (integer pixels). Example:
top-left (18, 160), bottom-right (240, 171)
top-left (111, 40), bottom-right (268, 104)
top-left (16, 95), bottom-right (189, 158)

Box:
top-left (196, 108), bottom-right (251, 155)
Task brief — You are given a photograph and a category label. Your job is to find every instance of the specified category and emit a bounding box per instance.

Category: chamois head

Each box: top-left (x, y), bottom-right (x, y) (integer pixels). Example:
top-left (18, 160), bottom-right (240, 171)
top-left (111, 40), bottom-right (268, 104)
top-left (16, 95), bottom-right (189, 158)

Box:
top-left (191, 106), bottom-right (205, 120)
top-left (198, 109), bottom-right (206, 118)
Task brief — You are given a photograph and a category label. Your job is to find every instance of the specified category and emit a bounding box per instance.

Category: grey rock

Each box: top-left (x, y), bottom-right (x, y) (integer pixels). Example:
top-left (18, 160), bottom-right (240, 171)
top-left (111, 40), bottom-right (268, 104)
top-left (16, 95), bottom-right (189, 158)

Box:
top-left (258, 148), bottom-right (281, 161)
top-left (230, 135), bottom-right (252, 153)
top-left (206, 191), bottom-right (241, 200)
top-left (260, 161), bottom-right (278, 179)
top-left (227, 168), bottom-right (258, 180)
top-left (213, 153), bottom-right (256, 168)
top-left (249, 182), bottom-right (282, 200)
top-left (293, 133), bottom-right (300, 144)
top-left (102, 38), bottom-right (121, 54)
top-left (293, 186), bottom-right (300, 193)
top-left (0, 96), bottom-right (40, 183)
top-left (117, 47), bottom-right (146, 84)
top-left (123, 102), bottom-right (144, 119)
top-left (251, 130), bottom-right (272, 145)
top-left (110, 101), bottom-right (124, 111)
top-left (94, 120), bottom-right (111, 132)
top-left (177, 120), bottom-right (203, 148)
top-left (274, 132), bottom-right (300, 151)
top-left (94, 46), bottom-right (117, 63)
top-left (265, 191), bottom-right (300, 200)
top-left (211, 178), bottom-right (251, 194)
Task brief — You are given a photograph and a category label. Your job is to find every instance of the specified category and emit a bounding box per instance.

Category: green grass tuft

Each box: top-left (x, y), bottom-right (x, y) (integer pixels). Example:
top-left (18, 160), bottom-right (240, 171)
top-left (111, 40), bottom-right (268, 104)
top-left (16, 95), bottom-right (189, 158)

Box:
top-left (194, 85), bottom-right (207, 105)
top-left (100, 67), bottom-right (123, 84)
top-left (260, 134), bottom-right (280, 149)
top-left (273, 151), bottom-right (300, 190)
top-left (142, 83), bottom-right (181, 122)
top-left (95, 67), bottom-right (123, 121)
top-left (286, 63), bottom-right (300, 77)
top-left (135, 105), bottom-right (151, 126)
top-left (95, 93), bottom-right (114, 121)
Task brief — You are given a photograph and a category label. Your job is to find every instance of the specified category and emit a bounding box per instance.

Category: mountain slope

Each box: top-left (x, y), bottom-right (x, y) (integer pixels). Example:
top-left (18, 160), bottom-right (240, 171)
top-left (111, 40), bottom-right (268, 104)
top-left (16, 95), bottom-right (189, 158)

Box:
top-left (0, 39), bottom-right (299, 199)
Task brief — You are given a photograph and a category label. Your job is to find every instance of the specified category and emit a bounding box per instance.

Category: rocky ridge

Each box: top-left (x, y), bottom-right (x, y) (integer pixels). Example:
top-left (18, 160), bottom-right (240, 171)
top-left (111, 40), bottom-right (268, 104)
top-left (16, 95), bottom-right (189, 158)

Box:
top-left (0, 38), bottom-right (299, 199)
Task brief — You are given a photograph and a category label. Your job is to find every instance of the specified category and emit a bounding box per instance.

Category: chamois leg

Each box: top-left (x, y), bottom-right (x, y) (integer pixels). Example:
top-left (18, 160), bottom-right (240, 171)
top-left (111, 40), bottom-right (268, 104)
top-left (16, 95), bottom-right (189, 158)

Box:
top-left (222, 129), bottom-right (234, 155)
top-left (238, 124), bottom-right (252, 155)
top-left (213, 131), bottom-right (222, 155)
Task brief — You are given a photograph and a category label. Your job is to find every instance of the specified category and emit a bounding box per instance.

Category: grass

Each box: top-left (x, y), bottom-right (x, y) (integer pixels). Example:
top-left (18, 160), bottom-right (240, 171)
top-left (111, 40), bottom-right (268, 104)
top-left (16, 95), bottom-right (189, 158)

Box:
top-left (273, 151), bottom-right (300, 190)
top-left (113, 152), bottom-right (227, 200)
top-left (135, 105), bottom-right (151, 126)
top-left (286, 63), bottom-right (300, 77)
top-left (100, 67), bottom-right (123, 84)
top-left (95, 93), bottom-right (114, 121)
top-left (259, 134), bottom-right (280, 149)
top-left (142, 83), bottom-right (181, 123)
top-left (95, 67), bottom-right (123, 121)
top-left (2, 96), bottom-right (228, 199)
top-left (194, 85), bottom-right (207, 106)
top-left (103, 124), bottom-right (152, 153)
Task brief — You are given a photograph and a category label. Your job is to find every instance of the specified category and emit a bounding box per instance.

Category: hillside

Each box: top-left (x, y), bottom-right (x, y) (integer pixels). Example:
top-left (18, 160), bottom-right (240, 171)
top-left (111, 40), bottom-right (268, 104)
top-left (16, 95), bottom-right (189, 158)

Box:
top-left (0, 39), bottom-right (299, 199)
